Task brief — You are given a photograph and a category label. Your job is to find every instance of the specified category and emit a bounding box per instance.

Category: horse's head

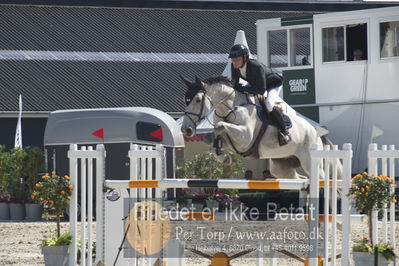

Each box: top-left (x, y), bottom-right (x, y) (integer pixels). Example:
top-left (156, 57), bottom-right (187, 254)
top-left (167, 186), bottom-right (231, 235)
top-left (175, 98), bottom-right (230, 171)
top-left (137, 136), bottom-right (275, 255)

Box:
top-left (180, 76), bottom-right (212, 137)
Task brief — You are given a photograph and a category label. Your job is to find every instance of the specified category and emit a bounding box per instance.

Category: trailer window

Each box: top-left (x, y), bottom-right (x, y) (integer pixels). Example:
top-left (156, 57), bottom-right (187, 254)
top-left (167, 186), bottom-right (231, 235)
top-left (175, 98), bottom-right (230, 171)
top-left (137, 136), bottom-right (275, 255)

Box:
top-left (291, 28), bottom-right (311, 66)
top-left (322, 27), bottom-right (344, 62)
top-left (269, 30), bottom-right (288, 67)
top-left (346, 24), bottom-right (367, 61)
top-left (322, 23), bottom-right (368, 62)
top-left (380, 21), bottom-right (399, 58)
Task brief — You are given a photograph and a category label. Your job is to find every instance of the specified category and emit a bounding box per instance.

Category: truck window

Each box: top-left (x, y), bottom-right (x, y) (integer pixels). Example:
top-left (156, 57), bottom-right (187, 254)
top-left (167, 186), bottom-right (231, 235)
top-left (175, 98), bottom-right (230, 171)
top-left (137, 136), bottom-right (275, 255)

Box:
top-left (380, 21), bottom-right (399, 58)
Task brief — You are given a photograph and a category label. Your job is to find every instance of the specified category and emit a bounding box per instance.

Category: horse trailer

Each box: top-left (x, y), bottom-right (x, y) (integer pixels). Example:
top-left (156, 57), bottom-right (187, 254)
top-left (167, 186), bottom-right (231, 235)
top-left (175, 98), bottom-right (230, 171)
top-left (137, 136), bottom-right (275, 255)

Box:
top-left (44, 107), bottom-right (185, 200)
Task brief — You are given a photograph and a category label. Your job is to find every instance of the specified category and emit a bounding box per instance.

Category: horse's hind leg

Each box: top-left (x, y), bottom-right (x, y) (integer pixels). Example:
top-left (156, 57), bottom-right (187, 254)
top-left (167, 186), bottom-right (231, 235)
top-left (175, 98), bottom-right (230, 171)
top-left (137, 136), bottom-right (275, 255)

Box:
top-left (298, 151), bottom-right (325, 180)
top-left (270, 157), bottom-right (305, 179)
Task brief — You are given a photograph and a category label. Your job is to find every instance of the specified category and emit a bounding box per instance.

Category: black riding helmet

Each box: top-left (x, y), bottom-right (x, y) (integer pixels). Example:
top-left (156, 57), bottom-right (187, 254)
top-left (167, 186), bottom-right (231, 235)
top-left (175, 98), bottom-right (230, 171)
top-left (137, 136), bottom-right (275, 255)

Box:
top-left (228, 44), bottom-right (249, 58)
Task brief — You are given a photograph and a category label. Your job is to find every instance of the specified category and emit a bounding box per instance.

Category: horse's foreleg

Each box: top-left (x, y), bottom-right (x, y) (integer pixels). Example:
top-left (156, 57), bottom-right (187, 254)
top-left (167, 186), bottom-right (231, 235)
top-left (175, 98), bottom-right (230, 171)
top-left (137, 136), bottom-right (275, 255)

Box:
top-left (215, 121), bottom-right (252, 148)
top-left (270, 158), bottom-right (302, 179)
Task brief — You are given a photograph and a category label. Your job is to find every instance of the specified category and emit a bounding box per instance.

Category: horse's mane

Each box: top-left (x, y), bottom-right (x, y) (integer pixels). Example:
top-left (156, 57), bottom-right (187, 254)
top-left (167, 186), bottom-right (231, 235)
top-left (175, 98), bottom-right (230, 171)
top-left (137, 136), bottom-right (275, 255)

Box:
top-left (203, 76), bottom-right (233, 87)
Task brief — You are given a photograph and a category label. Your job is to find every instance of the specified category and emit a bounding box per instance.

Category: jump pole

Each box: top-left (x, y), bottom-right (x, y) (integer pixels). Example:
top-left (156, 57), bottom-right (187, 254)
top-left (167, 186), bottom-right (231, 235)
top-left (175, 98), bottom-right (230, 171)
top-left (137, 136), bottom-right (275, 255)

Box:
top-left (105, 179), bottom-right (343, 190)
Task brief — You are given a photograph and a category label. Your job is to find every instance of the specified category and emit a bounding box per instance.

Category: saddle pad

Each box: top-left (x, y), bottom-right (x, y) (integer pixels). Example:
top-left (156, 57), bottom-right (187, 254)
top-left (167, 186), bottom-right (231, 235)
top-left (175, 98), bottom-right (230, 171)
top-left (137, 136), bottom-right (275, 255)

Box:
top-left (255, 98), bottom-right (292, 129)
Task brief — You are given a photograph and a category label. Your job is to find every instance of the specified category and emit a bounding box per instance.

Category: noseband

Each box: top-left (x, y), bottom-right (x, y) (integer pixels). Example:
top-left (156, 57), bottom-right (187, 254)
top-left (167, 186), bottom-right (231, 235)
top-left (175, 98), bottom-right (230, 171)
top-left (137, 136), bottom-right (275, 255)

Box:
top-left (184, 88), bottom-right (237, 128)
top-left (184, 90), bottom-right (208, 128)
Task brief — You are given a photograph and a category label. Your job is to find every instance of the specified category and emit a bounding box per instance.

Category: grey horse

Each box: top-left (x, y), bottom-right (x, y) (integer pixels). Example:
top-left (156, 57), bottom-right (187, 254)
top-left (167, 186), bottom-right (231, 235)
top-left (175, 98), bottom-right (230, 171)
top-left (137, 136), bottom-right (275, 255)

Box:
top-left (180, 76), bottom-right (326, 180)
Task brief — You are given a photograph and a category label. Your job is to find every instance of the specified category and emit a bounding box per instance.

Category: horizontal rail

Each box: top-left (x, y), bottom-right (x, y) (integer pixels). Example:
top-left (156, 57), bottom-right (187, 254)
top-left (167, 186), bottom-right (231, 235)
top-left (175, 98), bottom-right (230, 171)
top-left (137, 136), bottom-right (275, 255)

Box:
top-left (105, 179), bottom-right (343, 190)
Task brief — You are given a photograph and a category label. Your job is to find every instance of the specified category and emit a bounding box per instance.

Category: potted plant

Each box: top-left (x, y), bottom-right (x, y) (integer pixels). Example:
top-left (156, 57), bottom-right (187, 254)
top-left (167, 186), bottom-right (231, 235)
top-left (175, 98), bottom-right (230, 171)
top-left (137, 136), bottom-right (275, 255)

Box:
top-left (176, 151), bottom-right (244, 212)
top-left (24, 146), bottom-right (45, 221)
top-left (32, 171), bottom-right (73, 266)
top-left (8, 147), bottom-right (27, 220)
top-left (222, 193), bottom-right (245, 211)
top-left (205, 190), bottom-right (225, 211)
top-left (176, 189), bottom-right (193, 207)
top-left (0, 192), bottom-right (11, 220)
top-left (192, 193), bottom-right (206, 211)
top-left (0, 145), bottom-right (11, 220)
top-left (349, 172), bottom-right (396, 265)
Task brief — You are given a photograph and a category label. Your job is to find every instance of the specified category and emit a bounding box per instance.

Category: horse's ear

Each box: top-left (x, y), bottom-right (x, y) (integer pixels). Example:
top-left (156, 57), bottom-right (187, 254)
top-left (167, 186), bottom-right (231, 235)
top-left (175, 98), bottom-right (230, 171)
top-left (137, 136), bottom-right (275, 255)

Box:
top-left (179, 75), bottom-right (193, 89)
top-left (195, 76), bottom-right (204, 89)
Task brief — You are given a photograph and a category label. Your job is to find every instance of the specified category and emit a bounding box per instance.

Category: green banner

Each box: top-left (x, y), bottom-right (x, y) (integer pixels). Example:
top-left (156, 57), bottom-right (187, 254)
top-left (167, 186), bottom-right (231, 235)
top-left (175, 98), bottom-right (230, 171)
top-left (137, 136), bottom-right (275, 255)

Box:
top-left (283, 68), bottom-right (319, 122)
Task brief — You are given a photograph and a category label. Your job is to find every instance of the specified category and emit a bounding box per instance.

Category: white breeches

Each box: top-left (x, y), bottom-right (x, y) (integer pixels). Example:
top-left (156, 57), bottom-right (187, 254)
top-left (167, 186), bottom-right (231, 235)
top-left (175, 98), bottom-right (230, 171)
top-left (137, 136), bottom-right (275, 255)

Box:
top-left (264, 85), bottom-right (282, 112)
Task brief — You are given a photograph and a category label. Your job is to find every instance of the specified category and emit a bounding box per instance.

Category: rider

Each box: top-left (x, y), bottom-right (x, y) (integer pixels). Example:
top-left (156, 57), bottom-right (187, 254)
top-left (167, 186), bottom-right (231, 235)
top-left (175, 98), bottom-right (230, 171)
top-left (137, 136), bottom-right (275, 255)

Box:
top-left (229, 44), bottom-right (291, 146)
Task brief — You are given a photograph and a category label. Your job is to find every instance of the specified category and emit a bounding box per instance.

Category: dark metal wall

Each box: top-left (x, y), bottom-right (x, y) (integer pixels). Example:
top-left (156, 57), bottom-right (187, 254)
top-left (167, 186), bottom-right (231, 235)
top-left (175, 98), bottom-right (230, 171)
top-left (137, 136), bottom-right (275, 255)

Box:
top-left (0, 118), bottom-right (47, 150)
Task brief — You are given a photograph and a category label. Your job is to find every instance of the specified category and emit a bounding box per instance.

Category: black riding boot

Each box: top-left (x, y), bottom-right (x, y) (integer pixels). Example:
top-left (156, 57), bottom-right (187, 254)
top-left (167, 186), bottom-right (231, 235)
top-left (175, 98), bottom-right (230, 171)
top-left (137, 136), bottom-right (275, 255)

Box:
top-left (270, 108), bottom-right (291, 146)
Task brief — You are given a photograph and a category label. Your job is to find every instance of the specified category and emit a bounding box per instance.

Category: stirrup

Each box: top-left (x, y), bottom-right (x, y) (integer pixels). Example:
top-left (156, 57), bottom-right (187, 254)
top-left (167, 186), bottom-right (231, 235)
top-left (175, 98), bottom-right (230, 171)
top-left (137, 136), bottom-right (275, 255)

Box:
top-left (213, 135), bottom-right (223, 155)
top-left (278, 132), bottom-right (291, 146)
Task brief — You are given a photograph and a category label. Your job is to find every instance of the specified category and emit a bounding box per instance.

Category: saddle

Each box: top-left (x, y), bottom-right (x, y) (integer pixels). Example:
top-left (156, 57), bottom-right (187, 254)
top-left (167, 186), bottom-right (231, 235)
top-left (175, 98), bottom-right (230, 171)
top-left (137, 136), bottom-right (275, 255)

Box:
top-left (256, 94), bottom-right (292, 129)
top-left (222, 95), bottom-right (292, 159)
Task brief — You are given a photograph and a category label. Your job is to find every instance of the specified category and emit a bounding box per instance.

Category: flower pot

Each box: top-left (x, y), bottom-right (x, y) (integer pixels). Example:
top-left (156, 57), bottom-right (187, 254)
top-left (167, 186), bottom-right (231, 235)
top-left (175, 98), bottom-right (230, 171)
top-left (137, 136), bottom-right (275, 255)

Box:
top-left (205, 200), bottom-right (219, 211)
top-left (353, 251), bottom-right (393, 266)
top-left (177, 198), bottom-right (192, 208)
top-left (42, 245), bottom-right (69, 266)
top-left (192, 203), bottom-right (204, 211)
top-left (25, 203), bottom-right (43, 221)
top-left (0, 202), bottom-right (10, 220)
top-left (9, 202), bottom-right (25, 220)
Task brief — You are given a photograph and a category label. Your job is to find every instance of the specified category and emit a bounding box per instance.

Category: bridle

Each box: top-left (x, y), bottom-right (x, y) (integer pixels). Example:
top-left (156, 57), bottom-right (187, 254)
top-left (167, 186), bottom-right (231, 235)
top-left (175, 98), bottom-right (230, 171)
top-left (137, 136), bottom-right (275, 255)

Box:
top-left (184, 90), bottom-right (210, 128)
top-left (184, 87), bottom-right (238, 128)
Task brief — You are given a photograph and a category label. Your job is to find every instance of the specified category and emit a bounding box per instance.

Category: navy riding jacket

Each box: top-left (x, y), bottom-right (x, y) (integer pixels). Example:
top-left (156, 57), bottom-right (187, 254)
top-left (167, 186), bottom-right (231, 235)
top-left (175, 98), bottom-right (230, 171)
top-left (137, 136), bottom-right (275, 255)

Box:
top-left (231, 59), bottom-right (283, 95)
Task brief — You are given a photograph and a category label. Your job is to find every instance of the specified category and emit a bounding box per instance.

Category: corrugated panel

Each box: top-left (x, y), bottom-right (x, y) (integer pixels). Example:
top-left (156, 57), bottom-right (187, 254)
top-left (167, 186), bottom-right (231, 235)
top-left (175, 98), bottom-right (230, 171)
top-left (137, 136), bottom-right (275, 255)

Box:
top-left (0, 60), bottom-right (225, 112)
top-left (0, 5), bottom-right (313, 54)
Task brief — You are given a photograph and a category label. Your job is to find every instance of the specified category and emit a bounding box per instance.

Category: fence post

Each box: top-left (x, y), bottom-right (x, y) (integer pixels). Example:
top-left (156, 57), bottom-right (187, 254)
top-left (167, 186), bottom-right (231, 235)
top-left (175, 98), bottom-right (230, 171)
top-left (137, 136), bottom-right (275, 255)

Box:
top-left (388, 145), bottom-right (396, 249)
top-left (68, 144), bottom-right (78, 266)
top-left (309, 143), bottom-right (322, 266)
top-left (95, 144), bottom-right (105, 264)
top-left (368, 143), bottom-right (378, 245)
top-left (341, 143), bottom-right (352, 266)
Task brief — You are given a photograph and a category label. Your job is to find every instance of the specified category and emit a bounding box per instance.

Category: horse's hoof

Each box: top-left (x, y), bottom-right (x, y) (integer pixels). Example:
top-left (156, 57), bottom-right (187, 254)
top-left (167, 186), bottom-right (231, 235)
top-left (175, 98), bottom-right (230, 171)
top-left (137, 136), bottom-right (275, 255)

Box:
top-left (215, 126), bottom-right (224, 134)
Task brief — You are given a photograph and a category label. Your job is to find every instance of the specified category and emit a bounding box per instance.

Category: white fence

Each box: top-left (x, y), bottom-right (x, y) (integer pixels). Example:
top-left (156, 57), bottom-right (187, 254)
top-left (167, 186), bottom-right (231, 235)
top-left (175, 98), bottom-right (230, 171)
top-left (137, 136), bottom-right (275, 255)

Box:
top-left (368, 143), bottom-right (397, 249)
top-left (67, 142), bottom-right (397, 266)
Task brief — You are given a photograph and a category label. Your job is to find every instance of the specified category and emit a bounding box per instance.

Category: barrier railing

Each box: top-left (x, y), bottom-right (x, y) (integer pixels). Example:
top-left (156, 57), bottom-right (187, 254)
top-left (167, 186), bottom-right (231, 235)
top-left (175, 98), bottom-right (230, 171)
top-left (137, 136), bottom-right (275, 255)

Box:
top-left (68, 142), bottom-right (397, 266)
top-left (368, 143), bottom-right (397, 248)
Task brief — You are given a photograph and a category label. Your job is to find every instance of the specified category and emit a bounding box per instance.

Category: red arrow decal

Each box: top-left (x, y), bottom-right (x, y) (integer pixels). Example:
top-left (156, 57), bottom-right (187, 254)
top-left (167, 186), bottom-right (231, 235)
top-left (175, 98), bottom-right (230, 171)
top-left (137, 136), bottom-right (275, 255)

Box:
top-left (150, 128), bottom-right (163, 140)
top-left (92, 128), bottom-right (104, 140)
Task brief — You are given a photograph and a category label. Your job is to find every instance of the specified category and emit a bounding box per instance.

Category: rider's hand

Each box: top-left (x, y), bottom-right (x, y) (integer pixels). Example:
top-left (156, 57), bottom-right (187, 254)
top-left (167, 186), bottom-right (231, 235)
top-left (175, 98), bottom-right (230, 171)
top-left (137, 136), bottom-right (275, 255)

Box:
top-left (234, 83), bottom-right (243, 92)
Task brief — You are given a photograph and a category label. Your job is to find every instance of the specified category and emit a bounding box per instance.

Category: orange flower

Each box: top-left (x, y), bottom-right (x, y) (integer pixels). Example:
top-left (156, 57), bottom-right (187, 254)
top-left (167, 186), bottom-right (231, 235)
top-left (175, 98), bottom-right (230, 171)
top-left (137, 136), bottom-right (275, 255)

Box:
top-left (64, 175), bottom-right (70, 180)
top-left (60, 191), bottom-right (65, 195)
top-left (365, 192), bottom-right (368, 196)
top-left (69, 184), bottom-right (73, 190)
top-left (35, 183), bottom-right (41, 188)
top-left (51, 171), bottom-right (56, 175)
